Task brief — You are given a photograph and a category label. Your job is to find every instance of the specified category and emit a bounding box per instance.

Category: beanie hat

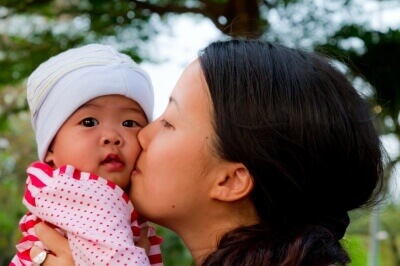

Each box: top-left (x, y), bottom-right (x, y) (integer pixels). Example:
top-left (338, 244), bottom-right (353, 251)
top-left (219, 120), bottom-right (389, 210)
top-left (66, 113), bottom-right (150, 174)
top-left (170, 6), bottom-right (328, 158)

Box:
top-left (27, 44), bottom-right (154, 162)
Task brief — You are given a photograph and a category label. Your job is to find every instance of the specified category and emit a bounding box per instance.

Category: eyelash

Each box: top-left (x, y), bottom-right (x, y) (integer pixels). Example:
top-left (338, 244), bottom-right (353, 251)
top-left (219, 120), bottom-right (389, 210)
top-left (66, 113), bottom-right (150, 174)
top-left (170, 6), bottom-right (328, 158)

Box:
top-left (81, 117), bottom-right (98, 127)
top-left (123, 120), bottom-right (140, 128)
top-left (160, 119), bottom-right (173, 129)
top-left (80, 118), bottom-right (140, 128)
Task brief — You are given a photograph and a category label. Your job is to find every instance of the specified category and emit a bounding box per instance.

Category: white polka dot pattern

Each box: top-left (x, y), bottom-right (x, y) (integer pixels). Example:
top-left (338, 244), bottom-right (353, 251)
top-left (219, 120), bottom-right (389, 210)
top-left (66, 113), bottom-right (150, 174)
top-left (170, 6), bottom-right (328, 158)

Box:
top-left (10, 162), bottom-right (163, 266)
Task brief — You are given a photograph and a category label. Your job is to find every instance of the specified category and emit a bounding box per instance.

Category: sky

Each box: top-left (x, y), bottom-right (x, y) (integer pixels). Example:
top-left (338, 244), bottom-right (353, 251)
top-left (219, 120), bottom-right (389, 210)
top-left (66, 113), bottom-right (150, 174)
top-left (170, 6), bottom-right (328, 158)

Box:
top-left (140, 15), bottom-right (220, 118)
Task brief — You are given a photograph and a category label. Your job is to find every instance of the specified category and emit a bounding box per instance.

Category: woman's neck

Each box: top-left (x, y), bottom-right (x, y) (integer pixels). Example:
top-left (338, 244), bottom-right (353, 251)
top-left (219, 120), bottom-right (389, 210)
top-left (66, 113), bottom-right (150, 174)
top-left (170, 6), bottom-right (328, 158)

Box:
top-left (175, 200), bottom-right (260, 265)
top-left (178, 221), bottom-right (230, 265)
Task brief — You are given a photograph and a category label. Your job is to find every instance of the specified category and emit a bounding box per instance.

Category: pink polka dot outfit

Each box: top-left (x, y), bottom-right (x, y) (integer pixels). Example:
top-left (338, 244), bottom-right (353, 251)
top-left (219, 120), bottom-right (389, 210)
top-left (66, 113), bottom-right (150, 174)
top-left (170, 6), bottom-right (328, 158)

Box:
top-left (11, 162), bottom-right (163, 266)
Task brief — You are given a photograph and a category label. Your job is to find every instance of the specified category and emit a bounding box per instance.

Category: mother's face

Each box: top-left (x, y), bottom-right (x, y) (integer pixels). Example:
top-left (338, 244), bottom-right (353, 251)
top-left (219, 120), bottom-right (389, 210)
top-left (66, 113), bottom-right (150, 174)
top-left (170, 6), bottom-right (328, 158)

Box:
top-left (130, 60), bottom-right (223, 229)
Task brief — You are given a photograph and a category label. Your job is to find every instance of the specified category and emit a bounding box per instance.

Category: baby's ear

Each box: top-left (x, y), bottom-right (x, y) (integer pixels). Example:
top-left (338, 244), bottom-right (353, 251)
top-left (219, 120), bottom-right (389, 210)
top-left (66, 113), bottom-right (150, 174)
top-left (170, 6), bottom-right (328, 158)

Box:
top-left (44, 147), bottom-right (55, 167)
top-left (210, 163), bottom-right (253, 202)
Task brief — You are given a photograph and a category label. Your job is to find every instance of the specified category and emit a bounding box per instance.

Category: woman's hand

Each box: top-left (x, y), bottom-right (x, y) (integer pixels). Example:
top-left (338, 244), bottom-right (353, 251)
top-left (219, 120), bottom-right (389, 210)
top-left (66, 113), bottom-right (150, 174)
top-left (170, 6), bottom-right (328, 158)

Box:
top-left (137, 226), bottom-right (151, 255)
top-left (30, 222), bottom-right (74, 265)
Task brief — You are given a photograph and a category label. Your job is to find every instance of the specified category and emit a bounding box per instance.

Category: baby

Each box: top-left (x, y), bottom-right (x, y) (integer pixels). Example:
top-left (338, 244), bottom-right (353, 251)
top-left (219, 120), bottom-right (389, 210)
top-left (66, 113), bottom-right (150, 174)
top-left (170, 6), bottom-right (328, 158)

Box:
top-left (11, 44), bottom-right (162, 265)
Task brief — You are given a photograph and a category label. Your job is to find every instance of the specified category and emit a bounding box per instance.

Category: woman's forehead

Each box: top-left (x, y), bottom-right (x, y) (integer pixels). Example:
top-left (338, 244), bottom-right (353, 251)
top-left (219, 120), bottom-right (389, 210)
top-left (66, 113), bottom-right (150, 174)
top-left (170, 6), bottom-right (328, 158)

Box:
top-left (171, 61), bottom-right (210, 111)
top-left (166, 60), bottom-right (214, 131)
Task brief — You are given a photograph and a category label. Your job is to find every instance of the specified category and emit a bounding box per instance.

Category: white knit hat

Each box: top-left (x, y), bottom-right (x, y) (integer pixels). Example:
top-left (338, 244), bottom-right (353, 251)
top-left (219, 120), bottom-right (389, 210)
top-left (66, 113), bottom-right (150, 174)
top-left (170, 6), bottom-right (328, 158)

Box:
top-left (27, 44), bottom-right (154, 162)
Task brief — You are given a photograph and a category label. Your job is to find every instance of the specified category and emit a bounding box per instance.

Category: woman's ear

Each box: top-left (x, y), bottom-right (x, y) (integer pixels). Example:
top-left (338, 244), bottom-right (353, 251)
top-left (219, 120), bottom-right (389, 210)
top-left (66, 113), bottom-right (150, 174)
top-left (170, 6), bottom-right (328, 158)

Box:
top-left (210, 163), bottom-right (253, 202)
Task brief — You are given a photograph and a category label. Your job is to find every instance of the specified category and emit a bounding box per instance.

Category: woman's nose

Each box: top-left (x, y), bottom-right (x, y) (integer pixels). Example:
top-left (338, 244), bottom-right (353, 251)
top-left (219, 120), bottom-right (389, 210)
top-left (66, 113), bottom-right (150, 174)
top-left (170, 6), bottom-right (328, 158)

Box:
top-left (138, 118), bottom-right (158, 150)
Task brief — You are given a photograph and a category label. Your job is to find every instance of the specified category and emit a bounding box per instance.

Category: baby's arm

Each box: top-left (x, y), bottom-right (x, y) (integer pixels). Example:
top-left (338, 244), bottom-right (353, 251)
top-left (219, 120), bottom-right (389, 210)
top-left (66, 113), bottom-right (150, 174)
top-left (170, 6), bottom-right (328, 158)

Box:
top-left (23, 162), bottom-right (151, 265)
top-left (11, 162), bottom-right (66, 266)
top-left (11, 212), bottom-right (42, 266)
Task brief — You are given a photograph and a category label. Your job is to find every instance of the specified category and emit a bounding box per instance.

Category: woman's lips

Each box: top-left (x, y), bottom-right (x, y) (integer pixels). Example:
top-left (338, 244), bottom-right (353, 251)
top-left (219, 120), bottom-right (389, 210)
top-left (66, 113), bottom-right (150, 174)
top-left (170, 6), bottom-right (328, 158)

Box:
top-left (132, 158), bottom-right (142, 175)
top-left (132, 169), bottom-right (139, 175)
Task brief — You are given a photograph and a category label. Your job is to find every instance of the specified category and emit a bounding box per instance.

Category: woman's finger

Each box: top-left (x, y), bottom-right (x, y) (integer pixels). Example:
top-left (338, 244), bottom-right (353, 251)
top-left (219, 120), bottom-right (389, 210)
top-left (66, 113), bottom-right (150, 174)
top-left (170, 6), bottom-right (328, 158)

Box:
top-left (137, 226), bottom-right (150, 255)
top-left (31, 222), bottom-right (74, 265)
top-left (31, 246), bottom-right (57, 266)
top-left (34, 222), bottom-right (70, 255)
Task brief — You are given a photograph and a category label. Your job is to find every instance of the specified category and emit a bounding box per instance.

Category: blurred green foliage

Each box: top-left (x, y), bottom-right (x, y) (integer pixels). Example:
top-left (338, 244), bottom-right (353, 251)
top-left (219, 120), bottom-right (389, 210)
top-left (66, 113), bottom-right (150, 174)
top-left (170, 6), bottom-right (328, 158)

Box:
top-left (0, 86), bottom-right (36, 264)
top-left (345, 235), bottom-right (368, 266)
top-left (157, 226), bottom-right (193, 265)
top-left (317, 26), bottom-right (400, 136)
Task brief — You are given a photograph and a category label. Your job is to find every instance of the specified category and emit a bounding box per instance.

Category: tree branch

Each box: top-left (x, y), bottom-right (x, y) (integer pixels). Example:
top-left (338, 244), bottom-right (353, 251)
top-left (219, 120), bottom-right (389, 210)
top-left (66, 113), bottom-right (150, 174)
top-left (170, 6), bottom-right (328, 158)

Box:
top-left (199, 0), bottom-right (229, 32)
top-left (131, 0), bottom-right (205, 16)
top-left (262, 0), bottom-right (275, 10)
top-left (131, 0), bottom-right (228, 33)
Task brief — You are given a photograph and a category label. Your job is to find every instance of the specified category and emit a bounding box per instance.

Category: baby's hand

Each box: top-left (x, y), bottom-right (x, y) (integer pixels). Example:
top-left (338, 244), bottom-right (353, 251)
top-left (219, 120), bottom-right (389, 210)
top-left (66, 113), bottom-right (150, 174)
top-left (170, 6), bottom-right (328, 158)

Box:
top-left (136, 226), bottom-right (151, 255)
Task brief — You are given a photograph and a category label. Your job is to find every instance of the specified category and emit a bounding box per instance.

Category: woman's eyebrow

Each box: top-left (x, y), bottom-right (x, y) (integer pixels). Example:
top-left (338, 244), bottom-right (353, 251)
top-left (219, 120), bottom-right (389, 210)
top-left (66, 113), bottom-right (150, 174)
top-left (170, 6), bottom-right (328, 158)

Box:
top-left (169, 96), bottom-right (182, 115)
top-left (169, 96), bottom-right (179, 109)
top-left (169, 96), bottom-right (176, 104)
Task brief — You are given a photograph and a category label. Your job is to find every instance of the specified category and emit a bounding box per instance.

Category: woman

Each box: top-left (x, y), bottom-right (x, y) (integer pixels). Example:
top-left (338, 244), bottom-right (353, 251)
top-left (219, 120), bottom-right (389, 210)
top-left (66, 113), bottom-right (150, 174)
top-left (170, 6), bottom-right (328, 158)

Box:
top-left (31, 39), bottom-right (384, 265)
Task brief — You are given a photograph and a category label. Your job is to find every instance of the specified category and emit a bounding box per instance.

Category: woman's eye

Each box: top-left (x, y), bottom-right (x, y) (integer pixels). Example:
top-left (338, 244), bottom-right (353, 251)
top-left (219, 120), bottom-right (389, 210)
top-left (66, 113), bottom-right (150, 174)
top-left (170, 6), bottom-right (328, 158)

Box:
top-left (160, 119), bottom-right (173, 129)
top-left (123, 120), bottom-right (139, 128)
top-left (81, 117), bottom-right (99, 127)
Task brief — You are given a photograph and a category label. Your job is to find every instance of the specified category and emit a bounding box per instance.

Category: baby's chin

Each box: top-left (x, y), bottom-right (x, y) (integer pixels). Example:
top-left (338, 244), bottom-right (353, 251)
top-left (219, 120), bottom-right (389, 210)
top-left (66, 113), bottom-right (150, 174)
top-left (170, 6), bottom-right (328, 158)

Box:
top-left (95, 170), bottom-right (131, 189)
top-left (109, 177), bottom-right (130, 189)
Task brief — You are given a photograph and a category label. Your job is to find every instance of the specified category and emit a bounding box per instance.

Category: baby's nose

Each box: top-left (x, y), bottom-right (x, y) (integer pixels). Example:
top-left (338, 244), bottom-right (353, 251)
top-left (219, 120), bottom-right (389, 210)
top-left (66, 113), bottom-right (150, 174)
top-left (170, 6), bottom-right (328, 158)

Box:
top-left (103, 138), bottom-right (121, 145)
top-left (101, 133), bottom-right (123, 146)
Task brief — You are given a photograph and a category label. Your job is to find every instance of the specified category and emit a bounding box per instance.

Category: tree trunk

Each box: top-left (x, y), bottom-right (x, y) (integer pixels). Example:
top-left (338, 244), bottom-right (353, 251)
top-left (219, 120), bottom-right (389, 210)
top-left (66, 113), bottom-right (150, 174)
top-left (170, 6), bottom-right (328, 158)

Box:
top-left (132, 0), bottom-right (267, 38)
top-left (202, 0), bottom-right (265, 38)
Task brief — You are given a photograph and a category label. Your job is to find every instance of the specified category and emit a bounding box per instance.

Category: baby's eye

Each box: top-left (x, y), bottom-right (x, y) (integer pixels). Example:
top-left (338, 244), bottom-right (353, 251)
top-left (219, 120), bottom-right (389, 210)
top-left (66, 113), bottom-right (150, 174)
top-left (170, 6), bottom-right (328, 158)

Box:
top-left (80, 117), bottom-right (99, 127)
top-left (123, 120), bottom-right (139, 128)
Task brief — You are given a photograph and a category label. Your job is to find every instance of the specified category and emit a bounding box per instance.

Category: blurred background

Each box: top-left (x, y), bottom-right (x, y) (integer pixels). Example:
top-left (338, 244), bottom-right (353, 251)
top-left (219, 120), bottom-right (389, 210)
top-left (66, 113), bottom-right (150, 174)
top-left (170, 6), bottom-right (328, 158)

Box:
top-left (0, 0), bottom-right (399, 265)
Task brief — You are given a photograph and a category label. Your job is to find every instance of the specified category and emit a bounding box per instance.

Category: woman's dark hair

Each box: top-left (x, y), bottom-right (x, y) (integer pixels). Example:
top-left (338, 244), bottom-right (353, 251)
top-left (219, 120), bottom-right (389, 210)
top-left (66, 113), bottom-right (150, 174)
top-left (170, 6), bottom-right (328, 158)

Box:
top-left (198, 40), bottom-right (384, 265)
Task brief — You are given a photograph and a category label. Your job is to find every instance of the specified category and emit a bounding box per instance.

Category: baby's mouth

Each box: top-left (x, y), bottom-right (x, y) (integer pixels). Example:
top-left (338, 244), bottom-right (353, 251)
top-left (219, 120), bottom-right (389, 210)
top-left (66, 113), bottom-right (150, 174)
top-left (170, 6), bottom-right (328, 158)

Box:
top-left (101, 154), bottom-right (125, 170)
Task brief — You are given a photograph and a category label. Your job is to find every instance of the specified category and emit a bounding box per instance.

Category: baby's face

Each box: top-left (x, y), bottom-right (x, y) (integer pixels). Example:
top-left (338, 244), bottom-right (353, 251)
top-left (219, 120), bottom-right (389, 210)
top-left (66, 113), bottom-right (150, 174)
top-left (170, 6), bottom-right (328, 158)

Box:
top-left (45, 94), bottom-right (148, 189)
